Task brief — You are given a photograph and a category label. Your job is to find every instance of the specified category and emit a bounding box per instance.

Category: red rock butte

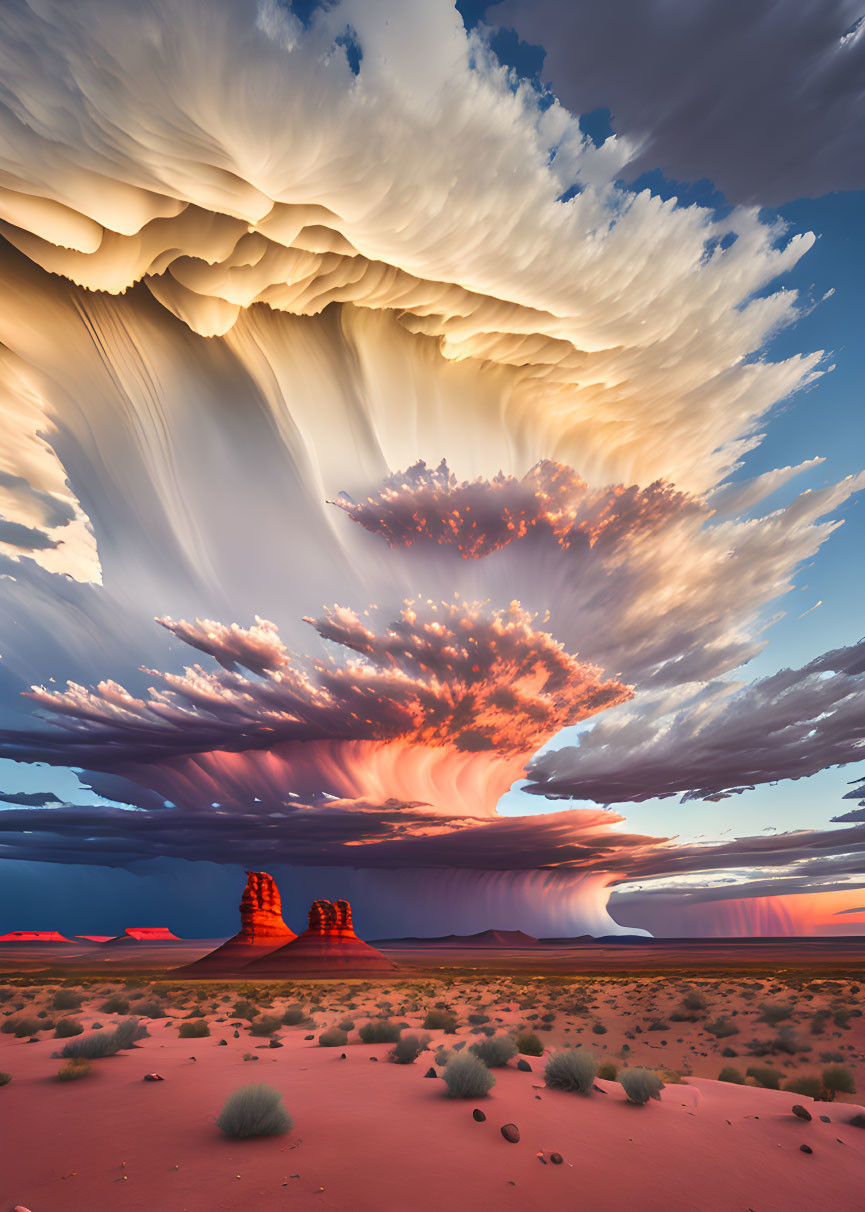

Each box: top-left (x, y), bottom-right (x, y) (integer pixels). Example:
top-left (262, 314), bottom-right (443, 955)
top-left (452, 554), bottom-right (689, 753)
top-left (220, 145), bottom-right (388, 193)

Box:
top-left (244, 898), bottom-right (394, 976)
top-left (0, 930), bottom-right (69, 942)
top-left (178, 871), bottom-right (296, 975)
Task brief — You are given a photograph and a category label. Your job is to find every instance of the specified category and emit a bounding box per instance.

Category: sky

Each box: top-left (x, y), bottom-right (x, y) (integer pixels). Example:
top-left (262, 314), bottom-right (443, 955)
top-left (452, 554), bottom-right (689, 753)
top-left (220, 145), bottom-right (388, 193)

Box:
top-left (0, 0), bottom-right (862, 939)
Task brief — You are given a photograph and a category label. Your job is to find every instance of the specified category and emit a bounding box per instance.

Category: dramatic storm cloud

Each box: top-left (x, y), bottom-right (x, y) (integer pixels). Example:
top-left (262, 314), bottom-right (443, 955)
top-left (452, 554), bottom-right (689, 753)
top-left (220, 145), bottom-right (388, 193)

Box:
top-left (0, 0), bottom-right (861, 935)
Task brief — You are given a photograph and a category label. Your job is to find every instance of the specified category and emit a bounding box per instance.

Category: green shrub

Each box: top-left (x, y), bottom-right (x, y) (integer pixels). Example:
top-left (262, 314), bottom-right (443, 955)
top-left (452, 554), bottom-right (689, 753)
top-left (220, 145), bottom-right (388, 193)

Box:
top-left (620, 1067), bottom-right (664, 1104)
top-left (469, 1035), bottom-right (517, 1068)
top-left (57, 1059), bottom-right (93, 1082)
top-left (515, 1030), bottom-right (544, 1056)
top-left (544, 1048), bottom-right (597, 1095)
top-left (442, 1053), bottom-right (496, 1098)
top-left (759, 1003), bottom-right (793, 1027)
top-left (358, 1018), bottom-right (402, 1044)
top-left (248, 1015), bottom-right (282, 1037)
top-left (718, 1066), bottom-right (744, 1084)
top-left (822, 1065), bottom-right (856, 1097)
top-left (785, 1075), bottom-right (823, 1098)
top-left (318, 1027), bottom-right (348, 1047)
top-left (682, 991), bottom-right (707, 1012)
top-left (597, 1061), bottom-right (618, 1080)
top-left (101, 996), bottom-right (130, 1014)
top-left (216, 1083), bottom-right (293, 1139)
top-left (0, 1071), bottom-right (11, 1086)
top-left (746, 1065), bottom-right (780, 1090)
top-left (178, 1019), bottom-right (210, 1038)
top-left (423, 1008), bottom-right (458, 1032)
top-left (54, 1018), bottom-right (84, 1038)
top-left (61, 1017), bottom-right (147, 1058)
top-left (705, 1018), bottom-right (739, 1038)
top-left (52, 990), bottom-right (82, 1011)
top-left (390, 1033), bottom-right (429, 1064)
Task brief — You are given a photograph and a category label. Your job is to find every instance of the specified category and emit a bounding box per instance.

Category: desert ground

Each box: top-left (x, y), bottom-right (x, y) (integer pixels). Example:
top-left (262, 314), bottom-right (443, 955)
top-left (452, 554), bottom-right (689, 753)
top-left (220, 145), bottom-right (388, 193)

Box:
top-left (2, 965), bottom-right (865, 1211)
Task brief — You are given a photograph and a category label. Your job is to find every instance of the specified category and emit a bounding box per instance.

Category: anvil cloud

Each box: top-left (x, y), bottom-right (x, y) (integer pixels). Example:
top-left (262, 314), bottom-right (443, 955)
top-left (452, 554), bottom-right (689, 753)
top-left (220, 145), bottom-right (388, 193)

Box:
top-left (0, 0), bottom-right (861, 936)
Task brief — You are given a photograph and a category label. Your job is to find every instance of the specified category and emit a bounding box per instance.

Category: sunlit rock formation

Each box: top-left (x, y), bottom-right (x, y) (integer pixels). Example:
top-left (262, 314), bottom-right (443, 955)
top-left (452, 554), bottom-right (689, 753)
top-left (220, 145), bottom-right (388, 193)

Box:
top-left (245, 897), bottom-right (394, 975)
top-left (178, 870), bottom-right (296, 975)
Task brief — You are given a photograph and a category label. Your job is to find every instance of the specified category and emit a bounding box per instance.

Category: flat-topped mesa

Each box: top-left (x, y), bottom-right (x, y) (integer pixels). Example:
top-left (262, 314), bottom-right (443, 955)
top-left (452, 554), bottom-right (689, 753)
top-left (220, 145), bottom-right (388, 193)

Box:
top-left (238, 871), bottom-right (294, 943)
top-left (244, 898), bottom-right (395, 975)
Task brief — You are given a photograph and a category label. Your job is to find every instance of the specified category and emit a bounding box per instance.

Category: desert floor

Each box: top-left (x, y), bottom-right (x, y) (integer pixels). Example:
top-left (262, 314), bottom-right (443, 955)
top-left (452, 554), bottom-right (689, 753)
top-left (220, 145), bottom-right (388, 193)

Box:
top-left (2, 970), bottom-right (865, 1211)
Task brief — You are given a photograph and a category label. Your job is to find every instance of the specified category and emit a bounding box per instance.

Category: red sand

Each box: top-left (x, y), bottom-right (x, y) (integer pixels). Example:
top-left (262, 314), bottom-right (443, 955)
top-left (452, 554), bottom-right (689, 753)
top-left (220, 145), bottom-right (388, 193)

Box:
top-left (1, 977), bottom-right (864, 1211)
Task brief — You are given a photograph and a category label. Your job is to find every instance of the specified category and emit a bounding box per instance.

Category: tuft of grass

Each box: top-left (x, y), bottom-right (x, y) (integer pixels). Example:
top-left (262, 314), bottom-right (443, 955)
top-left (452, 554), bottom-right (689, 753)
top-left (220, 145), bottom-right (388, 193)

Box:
top-left (52, 989), bottom-right (83, 1011)
top-left (0, 1071), bottom-right (11, 1086)
top-left (8, 1017), bottom-right (43, 1038)
top-left (422, 1008), bottom-right (458, 1033)
top-left (597, 1061), bottom-right (618, 1080)
top-left (248, 1015), bottom-right (282, 1037)
top-left (101, 995), bottom-right (130, 1014)
top-left (358, 1018), bottom-right (402, 1044)
top-left (178, 1019), bottom-right (210, 1038)
top-left (469, 1035), bottom-right (517, 1068)
top-left (544, 1048), bottom-right (597, 1095)
top-left (620, 1067), bottom-right (664, 1105)
top-left (746, 1065), bottom-right (781, 1090)
top-left (705, 1017), bottom-right (739, 1038)
top-left (57, 1059), bottom-right (93, 1082)
top-left (681, 991), bottom-right (707, 1012)
top-left (822, 1064), bottom-right (855, 1098)
top-left (390, 1033), bottom-right (430, 1064)
top-left (515, 1030), bottom-right (544, 1056)
top-left (718, 1066), bottom-right (744, 1084)
top-left (442, 1052), bottom-right (496, 1098)
top-left (54, 1018), bottom-right (84, 1038)
top-left (337, 1017), bottom-right (355, 1032)
top-left (759, 1002), bottom-right (793, 1027)
top-left (61, 1017), bottom-right (148, 1059)
top-left (232, 1000), bottom-right (259, 1022)
top-left (281, 1005), bottom-right (306, 1026)
top-left (136, 999), bottom-right (166, 1018)
top-left (216, 1083), bottom-right (293, 1139)
top-left (785, 1075), bottom-right (823, 1098)
top-left (318, 1027), bottom-right (348, 1047)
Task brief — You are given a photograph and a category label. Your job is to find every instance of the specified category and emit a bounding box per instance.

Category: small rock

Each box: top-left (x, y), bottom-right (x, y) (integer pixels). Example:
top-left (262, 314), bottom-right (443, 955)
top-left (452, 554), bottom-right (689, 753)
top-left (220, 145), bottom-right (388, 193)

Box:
top-left (472, 1108), bottom-right (486, 1121)
top-left (217, 1040), bottom-right (227, 1046)
top-left (369, 1056), bottom-right (378, 1062)
top-left (143, 1073), bottom-right (164, 1081)
top-left (501, 1123), bottom-right (520, 1144)
top-left (800, 1144), bottom-right (813, 1155)
top-left (537, 1153), bottom-right (547, 1164)
top-left (304, 1034), bottom-right (314, 1041)
top-left (517, 1059), bottom-right (532, 1072)
top-left (233, 1030), bottom-right (240, 1038)
top-left (819, 1115), bottom-right (830, 1123)
top-left (792, 1105), bottom-right (812, 1122)
top-left (424, 1067), bottom-right (438, 1078)
top-left (269, 1039), bottom-right (283, 1049)
top-left (550, 1153), bottom-right (563, 1165)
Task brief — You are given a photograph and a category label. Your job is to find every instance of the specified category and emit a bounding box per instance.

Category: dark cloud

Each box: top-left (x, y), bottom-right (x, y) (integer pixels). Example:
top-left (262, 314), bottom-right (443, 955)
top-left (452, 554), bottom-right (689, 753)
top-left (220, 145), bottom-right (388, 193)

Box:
top-left (0, 601), bottom-right (630, 766)
top-left (332, 459), bottom-right (697, 557)
top-left (526, 640), bottom-right (865, 803)
top-left (0, 789), bottom-right (63, 806)
top-left (0, 517), bottom-right (60, 551)
top-left (492, 0), bottom-right (865, 205)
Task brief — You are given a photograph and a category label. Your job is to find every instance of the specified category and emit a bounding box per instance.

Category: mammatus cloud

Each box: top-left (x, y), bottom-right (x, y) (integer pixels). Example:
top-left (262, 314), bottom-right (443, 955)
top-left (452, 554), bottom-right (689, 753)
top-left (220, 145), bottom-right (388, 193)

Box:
top-left (526, 640), bottom-right (865, 803)
top-left (492, 0), bottom-right (865, 205)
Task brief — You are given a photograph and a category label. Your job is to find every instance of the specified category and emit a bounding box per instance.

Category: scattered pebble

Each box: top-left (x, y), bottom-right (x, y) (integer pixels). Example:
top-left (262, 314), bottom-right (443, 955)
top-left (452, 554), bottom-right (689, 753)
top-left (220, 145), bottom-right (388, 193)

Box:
top-left (424, 1067), bottom-right (438, 1078)
top-left (819, 1115), bottom-right (830, 1123)
top-left (472, 1108), bottom-right (486, 1122)
top-left (501, 1123), bottom-right (520, 1143)
top-left (143, 1073), bottom-right (164, 1082)
top-left (800, 1144), bottom-right (813, 1155)
top-left (517, 1059), bottom-right (532, 1072)
top-left (791, 1105), bottom-right (812, 1122)
top-left (550, 1153), bottom-right (563, 1165)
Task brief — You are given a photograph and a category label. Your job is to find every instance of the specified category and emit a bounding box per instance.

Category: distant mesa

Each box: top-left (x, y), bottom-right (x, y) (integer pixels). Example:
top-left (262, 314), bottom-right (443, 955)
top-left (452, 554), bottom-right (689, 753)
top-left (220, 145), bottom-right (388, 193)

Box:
top-left (178, 871), bottom-right (296, 975)
top-left (245, 898), bottom-right (394, 976)
top-left (0, 930), bottom-right (70, 943)
top-left (103, 927), bottom-right (181, 943)
top-left (370, 929), bottom-right (539, 948)
top-left (74, 935), bottom-right (114, 943)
